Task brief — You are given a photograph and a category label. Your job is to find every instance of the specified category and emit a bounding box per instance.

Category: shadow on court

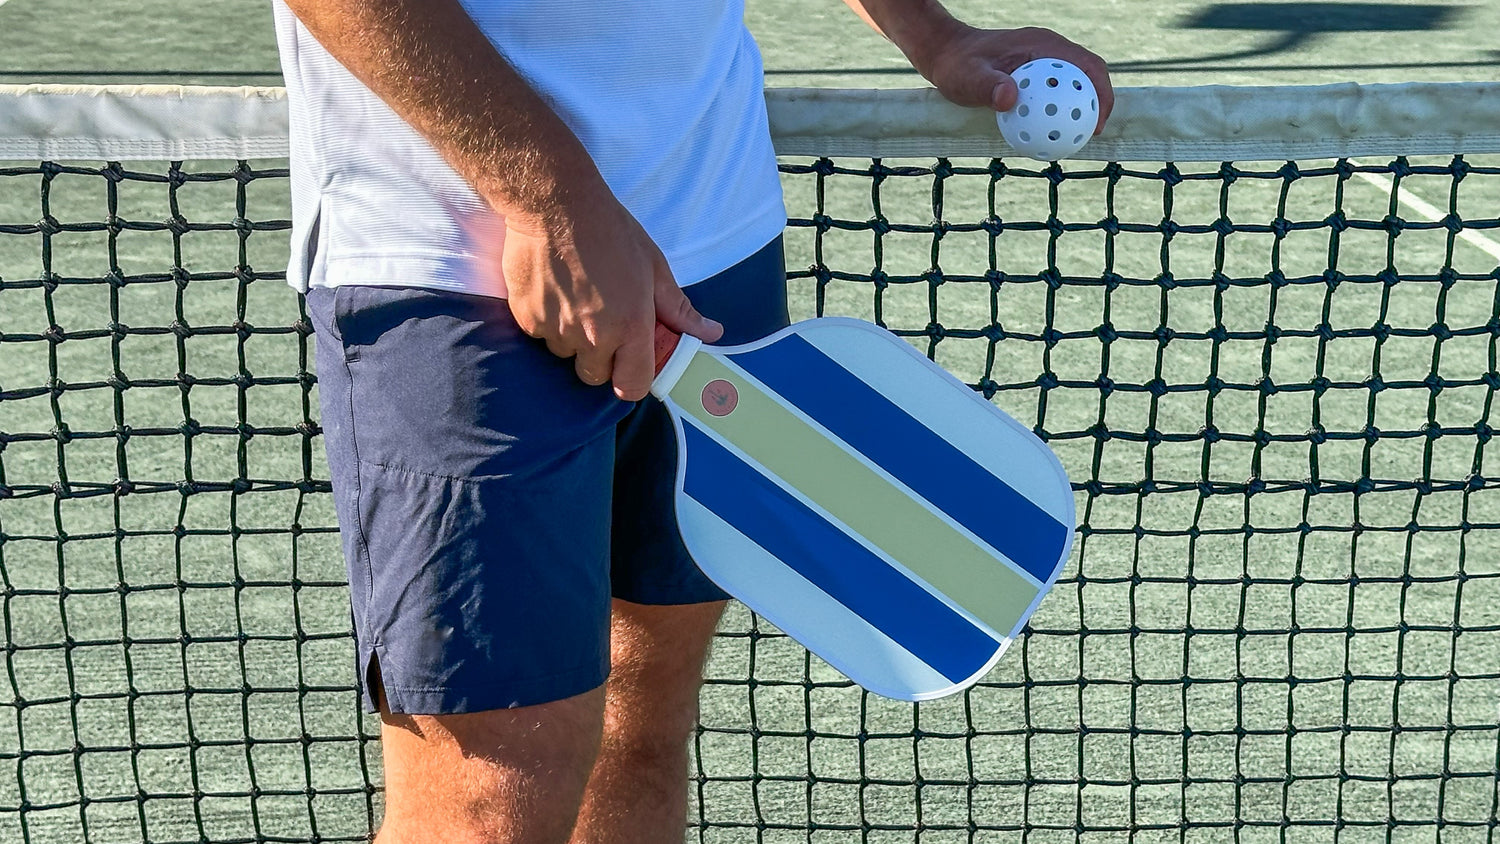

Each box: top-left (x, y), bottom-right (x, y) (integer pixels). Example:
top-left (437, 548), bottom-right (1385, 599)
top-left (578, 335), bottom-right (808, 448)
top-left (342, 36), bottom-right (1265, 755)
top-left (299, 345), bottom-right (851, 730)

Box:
top-left (1121, 1), bottom-right (1476, 70)
top-left (764, 1), bottom-right (1494, 79)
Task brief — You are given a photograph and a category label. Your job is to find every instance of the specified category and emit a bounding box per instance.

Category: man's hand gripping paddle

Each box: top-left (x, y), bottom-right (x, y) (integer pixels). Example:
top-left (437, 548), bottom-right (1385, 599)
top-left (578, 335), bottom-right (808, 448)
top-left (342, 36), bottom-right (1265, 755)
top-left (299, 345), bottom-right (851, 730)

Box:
top-left (651, 319), bottom-right (1075, 701)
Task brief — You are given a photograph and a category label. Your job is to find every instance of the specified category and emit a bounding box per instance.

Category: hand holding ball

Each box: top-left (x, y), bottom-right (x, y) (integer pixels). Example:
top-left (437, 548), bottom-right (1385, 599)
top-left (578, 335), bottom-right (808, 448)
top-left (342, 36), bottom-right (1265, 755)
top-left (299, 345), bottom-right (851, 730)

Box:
top-left (995, 59), bottom-right (1098, 161)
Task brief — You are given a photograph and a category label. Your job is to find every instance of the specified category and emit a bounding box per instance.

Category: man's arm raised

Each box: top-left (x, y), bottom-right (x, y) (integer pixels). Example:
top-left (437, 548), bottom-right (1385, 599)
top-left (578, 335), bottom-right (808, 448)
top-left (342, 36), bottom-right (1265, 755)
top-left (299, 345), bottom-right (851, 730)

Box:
top-left (279, 0), bottom-right (722, 400)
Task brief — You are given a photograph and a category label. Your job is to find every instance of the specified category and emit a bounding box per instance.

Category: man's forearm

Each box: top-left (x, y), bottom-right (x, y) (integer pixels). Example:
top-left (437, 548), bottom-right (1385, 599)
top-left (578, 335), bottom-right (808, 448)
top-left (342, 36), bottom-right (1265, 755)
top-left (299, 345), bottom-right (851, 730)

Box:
top-left (839, 0), bottom-right (966, 78)
top-left (279, 0), bottom-right (610, 232)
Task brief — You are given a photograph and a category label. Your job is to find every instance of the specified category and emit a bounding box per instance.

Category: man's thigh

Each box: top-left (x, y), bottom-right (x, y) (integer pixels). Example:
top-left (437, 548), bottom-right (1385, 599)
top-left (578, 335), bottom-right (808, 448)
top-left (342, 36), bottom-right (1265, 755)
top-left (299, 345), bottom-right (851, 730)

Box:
top-left (377, 686), bottom-right (607, 842)
top-left (607, 599), bottom-right (727, 709)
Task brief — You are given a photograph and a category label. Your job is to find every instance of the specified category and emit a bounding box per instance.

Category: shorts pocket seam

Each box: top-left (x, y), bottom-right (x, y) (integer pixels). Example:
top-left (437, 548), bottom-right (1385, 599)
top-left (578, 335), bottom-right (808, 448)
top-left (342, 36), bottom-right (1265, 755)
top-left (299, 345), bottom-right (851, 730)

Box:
top-left (330, 286), bottom-right (362, 363)
top-left (341, 349), bottom-right (377, 610)
top-left (356, 457), bottom-right (500, 484)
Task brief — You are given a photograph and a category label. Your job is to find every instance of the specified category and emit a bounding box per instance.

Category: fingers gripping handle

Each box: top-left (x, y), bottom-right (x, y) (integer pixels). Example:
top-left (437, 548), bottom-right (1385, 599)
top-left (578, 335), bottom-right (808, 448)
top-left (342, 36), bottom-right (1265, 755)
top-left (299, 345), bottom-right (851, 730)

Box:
top-left (651, 323), bottom-right (702, 399)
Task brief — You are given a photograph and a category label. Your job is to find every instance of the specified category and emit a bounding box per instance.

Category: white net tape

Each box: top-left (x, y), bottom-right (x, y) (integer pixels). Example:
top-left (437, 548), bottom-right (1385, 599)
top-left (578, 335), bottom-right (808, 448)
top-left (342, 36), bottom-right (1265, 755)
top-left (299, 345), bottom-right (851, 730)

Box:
top-left (3, 81), bottom-right (1500, 162)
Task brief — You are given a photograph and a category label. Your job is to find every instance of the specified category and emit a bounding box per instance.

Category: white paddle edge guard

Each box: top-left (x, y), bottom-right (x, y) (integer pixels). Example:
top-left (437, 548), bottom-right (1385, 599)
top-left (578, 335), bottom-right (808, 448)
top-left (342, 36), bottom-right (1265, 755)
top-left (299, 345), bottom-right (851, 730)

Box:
top-left (651, 334), bottom-right (703, 400)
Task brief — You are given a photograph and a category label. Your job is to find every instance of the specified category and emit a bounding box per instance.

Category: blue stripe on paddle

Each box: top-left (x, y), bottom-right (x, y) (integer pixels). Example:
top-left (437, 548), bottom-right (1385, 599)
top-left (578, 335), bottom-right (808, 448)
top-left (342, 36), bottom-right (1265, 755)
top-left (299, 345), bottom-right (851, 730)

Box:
top-left (681, 422), bottom-right (999, 684)
top-left (730, 333), bottom-right (1068, 582)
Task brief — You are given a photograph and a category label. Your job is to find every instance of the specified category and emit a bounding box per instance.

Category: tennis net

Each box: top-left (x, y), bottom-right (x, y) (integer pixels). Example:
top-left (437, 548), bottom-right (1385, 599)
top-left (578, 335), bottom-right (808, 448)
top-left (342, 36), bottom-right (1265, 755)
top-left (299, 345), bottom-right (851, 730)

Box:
top-left (4, 81), bottom-right (1500, 843)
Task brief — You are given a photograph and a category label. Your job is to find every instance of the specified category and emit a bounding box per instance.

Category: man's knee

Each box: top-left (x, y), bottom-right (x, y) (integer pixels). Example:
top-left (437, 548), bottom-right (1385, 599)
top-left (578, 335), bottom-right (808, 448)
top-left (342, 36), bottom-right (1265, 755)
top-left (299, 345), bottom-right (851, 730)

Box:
top-left (377, 687), bottom-right (606, 844)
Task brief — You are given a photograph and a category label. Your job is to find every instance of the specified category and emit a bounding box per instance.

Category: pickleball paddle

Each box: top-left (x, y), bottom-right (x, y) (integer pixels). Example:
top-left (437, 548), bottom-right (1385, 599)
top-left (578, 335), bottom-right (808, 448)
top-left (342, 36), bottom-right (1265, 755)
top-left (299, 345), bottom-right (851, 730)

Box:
top-left (652, 318), bottom-right (1075, 701)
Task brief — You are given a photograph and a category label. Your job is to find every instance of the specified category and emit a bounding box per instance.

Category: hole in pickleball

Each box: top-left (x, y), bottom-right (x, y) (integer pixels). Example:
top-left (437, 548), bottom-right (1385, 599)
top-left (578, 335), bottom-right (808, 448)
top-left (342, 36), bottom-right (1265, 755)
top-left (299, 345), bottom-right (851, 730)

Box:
top-left (1045, 103), bottom-right (1058, 116)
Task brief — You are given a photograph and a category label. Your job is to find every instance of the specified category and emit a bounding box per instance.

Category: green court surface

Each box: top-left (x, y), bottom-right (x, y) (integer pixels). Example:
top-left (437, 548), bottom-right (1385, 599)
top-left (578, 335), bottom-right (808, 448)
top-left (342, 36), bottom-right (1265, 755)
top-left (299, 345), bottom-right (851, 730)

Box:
top-left (3, 1), bottom-right (1500, 843)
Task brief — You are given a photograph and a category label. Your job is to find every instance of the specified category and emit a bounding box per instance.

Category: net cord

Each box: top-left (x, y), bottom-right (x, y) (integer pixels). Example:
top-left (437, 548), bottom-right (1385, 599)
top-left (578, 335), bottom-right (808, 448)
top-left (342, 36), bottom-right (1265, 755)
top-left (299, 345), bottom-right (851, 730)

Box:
top-left (2, 81), bottom-right (1500, 162)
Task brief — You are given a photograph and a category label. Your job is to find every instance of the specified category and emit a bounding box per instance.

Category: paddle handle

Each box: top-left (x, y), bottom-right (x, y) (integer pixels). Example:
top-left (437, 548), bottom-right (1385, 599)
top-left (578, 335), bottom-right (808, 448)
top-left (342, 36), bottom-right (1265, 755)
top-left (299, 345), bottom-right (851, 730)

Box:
top-left (654, 322), bottom-right (681, 376)
top-left (651, 323), bottom-right (704, 399)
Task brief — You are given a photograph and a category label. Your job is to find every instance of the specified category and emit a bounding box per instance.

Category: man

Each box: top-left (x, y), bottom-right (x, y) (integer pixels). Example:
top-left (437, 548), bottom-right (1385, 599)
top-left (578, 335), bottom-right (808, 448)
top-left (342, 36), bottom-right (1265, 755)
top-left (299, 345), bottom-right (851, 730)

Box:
top-left (272, 0), bottom-right (1110, 841)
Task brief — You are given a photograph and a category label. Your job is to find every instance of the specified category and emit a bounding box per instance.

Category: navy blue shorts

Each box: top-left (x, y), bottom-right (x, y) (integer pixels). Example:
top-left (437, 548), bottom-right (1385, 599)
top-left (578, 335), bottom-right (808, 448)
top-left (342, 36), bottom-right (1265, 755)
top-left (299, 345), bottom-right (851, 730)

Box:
top-left (309, 237), bottom-right (789, 715)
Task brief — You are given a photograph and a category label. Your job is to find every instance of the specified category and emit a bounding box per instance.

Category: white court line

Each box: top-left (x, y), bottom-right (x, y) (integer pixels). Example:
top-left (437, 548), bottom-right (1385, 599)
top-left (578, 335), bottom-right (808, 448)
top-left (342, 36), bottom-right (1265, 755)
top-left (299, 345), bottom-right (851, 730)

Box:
top-left (1354, 166), bottom-right (1500, 263)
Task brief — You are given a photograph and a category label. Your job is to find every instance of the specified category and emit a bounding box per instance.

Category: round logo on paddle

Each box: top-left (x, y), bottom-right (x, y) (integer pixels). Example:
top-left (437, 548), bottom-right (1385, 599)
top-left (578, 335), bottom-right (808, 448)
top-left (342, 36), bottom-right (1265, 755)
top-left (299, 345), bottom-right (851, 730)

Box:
top-left (701, 379), bottom-right (739, 417)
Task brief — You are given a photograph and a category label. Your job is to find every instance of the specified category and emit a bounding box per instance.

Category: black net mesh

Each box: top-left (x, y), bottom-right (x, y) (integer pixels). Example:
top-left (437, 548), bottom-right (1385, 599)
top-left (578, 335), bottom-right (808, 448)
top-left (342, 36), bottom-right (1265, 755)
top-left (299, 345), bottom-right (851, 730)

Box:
top-left (3, 148), bottom-right (1500, 843)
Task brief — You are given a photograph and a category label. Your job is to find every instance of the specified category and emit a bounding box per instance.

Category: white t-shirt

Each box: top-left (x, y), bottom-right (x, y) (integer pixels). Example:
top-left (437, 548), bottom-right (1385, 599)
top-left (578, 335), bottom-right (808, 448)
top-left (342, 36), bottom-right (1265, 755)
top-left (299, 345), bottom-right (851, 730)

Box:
top-left (271, 0), bottom-right (787, 295)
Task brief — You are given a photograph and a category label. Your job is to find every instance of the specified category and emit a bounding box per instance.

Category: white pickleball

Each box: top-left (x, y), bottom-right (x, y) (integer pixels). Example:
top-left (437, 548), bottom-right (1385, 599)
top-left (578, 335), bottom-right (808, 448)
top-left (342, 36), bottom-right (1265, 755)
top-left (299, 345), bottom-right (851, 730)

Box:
top-left (995, 59), bottom-right (1099, 161)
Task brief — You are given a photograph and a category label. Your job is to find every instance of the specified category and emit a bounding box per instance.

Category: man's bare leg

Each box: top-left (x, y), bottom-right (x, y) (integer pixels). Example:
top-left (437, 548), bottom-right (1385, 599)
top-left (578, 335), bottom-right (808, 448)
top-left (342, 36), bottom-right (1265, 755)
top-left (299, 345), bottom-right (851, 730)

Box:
top-left (570, 599), bottom-right (727, 844)
top-left (376, 685), bottom-right (606, 844)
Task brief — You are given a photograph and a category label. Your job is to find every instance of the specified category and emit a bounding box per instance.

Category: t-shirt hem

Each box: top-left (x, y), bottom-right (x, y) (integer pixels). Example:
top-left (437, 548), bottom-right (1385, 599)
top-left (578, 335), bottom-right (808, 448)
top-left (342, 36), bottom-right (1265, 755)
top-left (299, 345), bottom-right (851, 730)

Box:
top-left (673, 199), bottom-right (789, 288)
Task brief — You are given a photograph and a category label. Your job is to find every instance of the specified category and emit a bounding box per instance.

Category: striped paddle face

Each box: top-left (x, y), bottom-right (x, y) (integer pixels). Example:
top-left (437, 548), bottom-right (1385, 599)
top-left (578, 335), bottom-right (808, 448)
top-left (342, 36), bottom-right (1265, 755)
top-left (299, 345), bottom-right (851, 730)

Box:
top-left (654, 318), bottom-right (1075, 701)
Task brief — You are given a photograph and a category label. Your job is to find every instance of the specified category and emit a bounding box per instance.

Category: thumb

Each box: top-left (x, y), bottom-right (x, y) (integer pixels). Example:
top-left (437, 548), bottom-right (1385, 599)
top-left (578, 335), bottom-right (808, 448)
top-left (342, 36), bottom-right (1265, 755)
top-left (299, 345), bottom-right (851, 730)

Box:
top-left (988, 72), bottom-right (1020, 113)
top-left (654, 272), bottom-right (724, 343)
top-left (938, 65), bottom-right (1018, 112)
